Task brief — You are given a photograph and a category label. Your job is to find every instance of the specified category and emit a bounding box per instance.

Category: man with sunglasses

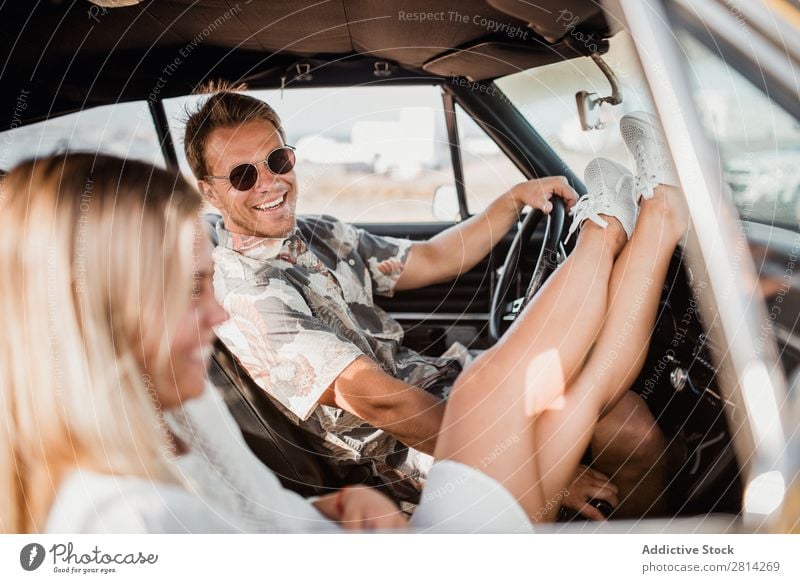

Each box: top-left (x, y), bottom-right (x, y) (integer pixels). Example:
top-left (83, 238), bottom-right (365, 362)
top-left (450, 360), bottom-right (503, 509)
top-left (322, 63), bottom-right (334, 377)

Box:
top-left (186, 83), bottom-right (672, 520)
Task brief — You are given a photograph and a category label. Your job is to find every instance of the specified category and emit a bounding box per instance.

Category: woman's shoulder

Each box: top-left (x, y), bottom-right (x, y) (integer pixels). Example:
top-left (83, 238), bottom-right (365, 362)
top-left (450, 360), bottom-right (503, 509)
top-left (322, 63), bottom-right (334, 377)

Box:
top-left (45, 469), bottom-right (242, 534)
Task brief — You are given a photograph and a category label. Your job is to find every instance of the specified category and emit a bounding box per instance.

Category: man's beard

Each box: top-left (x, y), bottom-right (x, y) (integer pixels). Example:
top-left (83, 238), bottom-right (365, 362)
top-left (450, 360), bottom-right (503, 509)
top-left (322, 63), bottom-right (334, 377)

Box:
top-left (243, 194), bottom-right (297, 239)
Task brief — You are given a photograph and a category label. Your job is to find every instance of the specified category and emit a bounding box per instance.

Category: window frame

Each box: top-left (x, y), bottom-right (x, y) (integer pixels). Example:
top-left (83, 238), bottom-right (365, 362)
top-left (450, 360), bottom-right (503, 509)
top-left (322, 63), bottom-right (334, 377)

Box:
top-left (165, 82), bottom-right (474, 225)
top-left (0, 99), bottom-right (167, 171)
top-left (149, 100), bottom-right (180, 171)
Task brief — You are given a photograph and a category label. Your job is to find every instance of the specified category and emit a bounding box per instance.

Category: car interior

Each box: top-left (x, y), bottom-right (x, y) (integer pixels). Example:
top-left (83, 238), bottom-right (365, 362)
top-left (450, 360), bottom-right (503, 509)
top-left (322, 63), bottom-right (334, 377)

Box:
top-left (2, 0), bottom-right (798, 526)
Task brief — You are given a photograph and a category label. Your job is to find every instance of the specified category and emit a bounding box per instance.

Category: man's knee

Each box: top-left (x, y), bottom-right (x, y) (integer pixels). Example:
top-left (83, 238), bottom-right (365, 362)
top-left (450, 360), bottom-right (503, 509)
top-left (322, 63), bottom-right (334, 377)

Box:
top-left (622, 411), bottom-right (666, 469)
top-left (593, 392), bottom-right (666, 469)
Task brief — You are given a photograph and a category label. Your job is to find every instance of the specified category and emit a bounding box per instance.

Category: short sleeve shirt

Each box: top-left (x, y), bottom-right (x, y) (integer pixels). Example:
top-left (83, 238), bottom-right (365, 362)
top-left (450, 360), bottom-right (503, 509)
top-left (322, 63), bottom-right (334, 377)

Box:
top-left (212, 216), bottom-right (462, 489)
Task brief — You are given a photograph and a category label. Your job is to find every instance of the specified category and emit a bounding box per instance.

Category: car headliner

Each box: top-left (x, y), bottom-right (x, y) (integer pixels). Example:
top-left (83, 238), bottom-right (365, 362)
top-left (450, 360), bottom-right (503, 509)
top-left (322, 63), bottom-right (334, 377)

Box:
top-left (0, 0), bottom-right (610, 130)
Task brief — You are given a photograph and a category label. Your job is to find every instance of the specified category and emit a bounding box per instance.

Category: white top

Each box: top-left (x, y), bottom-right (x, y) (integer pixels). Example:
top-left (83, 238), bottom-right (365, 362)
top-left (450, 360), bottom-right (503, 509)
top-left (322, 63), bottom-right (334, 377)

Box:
top-left (45, 470), bottom-right (242, 534)
top-left (45, 384), bottom-right (532, 533)
top-left (46, 386), bottom-right (337, 533)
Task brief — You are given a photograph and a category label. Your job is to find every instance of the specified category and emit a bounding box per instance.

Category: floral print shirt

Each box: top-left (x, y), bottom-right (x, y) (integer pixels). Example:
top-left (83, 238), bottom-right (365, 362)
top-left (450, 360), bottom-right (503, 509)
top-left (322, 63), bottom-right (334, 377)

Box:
top-left (212, 215), bottom-right (462, 498)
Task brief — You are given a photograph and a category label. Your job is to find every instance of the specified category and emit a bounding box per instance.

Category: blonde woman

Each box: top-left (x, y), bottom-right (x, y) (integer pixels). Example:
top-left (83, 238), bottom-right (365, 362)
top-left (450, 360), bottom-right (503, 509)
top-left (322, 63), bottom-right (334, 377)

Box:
top-left (0, 154), bottom-right (404, 533)
top-left (0, 148), bottom-right (686, 533)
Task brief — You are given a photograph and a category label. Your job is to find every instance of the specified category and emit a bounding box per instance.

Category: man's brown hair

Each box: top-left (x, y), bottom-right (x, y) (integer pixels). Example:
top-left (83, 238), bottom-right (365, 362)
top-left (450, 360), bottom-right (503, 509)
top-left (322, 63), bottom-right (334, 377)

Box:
top-left (183, 80), bottom-right (286, 180)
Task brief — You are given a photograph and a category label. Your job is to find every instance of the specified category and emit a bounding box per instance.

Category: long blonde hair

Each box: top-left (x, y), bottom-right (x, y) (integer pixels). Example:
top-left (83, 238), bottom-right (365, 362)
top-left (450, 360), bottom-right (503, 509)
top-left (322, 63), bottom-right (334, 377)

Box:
top-left (0, 153), bottom-right (203, 533)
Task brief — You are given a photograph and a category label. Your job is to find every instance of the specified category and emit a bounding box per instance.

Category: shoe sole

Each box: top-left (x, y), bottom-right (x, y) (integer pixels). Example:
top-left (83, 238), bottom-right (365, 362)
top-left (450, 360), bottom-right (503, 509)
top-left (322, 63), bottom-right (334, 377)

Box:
top-left (620, 111), bottom-right (678, 196)
top-left (620, 111), bottom-right (663, 136)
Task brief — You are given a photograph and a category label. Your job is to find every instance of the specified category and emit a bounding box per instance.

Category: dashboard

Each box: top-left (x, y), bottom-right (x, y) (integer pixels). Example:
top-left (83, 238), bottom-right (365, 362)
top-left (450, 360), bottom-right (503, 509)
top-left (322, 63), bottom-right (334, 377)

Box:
top-left (632, 252), bottom-right (743, 515)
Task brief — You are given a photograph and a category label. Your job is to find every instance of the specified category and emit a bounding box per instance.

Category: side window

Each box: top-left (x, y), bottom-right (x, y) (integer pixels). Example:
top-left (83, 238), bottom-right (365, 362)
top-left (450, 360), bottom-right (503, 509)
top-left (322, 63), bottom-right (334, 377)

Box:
top-left (676, 32), bottom-right (800, 229)
top-left (166, 85), bottom-right (455, 223)
top-left (455, 104), bottom-right (527, 214)
top-left (0, 102), bottom-right (165, 170)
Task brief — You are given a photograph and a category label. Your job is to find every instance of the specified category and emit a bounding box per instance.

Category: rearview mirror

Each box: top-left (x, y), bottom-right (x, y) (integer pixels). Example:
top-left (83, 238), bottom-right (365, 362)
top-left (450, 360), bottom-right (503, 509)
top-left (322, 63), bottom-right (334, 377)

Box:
top-left (576, 90), bottom-right (604, 130)
top-left (432, 184), bottom-right (460, 222)
top-left (576, 54), bottom-right (623, 131)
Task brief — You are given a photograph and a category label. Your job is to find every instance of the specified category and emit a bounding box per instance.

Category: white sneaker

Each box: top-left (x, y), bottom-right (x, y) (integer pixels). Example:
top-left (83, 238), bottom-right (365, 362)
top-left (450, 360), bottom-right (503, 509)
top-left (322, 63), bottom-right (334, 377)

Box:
top-left (620, 111), bottom-right (680, 200)
top-left (566, 158), bottom-right (637, 242)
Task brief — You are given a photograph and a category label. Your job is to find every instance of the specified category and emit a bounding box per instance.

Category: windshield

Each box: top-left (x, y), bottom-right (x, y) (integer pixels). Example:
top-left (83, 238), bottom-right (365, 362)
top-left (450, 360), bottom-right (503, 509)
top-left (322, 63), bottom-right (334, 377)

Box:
top-left (496, 32), bottom-right (655, 179)
top-left (496, 29), bottom-right (800, 230)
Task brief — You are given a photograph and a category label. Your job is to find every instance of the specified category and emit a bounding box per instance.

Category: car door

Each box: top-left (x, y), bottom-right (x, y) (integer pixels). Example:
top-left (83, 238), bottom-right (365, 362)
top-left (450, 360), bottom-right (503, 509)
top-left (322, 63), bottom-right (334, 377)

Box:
top-left (616, 0), bottom-right (798, 530)
top-left (361, 99), bottom-right (536, 355)
top-left (364, 90), bottom-right (578, 355)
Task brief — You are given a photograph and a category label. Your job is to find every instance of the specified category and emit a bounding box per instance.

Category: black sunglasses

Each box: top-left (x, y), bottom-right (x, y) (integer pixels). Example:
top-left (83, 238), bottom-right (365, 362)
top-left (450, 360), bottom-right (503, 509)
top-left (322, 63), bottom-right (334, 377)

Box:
top-left (205, 145), bottom-right (296, 191)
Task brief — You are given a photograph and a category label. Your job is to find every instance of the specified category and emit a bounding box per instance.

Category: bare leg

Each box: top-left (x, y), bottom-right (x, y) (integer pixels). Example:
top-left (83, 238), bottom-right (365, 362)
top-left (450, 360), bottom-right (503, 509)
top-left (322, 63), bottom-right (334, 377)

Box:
top-left (527, 185), bottom-right (687, 515)
top-left (500, 219), bottom-right (628, 384)
top-left (435, 185), bottom-right (687, 520)
top-left (432, 218), bottom-right (626, 516)
top-left (590, 185), bottom-right (693, 515)
top-left (476, 220), bottom-right (629, 424)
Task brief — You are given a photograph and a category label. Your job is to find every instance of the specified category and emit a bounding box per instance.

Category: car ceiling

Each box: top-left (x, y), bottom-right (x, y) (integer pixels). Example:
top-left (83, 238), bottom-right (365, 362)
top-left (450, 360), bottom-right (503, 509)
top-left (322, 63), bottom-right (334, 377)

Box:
top-left (0, 0), bottom-right (610, 130)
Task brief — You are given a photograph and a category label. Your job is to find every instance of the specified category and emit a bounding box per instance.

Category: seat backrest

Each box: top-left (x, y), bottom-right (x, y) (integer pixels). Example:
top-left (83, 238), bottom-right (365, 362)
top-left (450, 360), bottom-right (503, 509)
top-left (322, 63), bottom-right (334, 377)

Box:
top-left (203, 212), bottom-right (360, 496)
top-left (208, 339), bottom-right (367, 497)
top-left (203, 212), bottom-right (222, 246)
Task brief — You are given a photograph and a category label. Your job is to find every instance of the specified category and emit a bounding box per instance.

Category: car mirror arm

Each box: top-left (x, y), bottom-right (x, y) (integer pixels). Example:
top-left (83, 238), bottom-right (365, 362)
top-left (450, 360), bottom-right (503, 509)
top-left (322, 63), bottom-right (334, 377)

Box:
top-left (576, 54), bottom-right (624, 130)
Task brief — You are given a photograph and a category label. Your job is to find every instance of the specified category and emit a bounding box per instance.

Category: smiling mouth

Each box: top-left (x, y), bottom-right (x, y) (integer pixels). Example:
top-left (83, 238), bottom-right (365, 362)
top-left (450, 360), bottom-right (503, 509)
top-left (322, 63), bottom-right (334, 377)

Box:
top-left (253, 194), bottom-right (286, 211)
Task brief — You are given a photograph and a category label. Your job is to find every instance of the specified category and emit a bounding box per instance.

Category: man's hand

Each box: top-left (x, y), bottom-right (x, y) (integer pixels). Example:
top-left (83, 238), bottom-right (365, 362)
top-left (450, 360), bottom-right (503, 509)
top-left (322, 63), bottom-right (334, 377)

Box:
top-left (396, 175), bottom-right (579, 291)
top-left (507, 176), bottom-right (578, 215)
top-left (313, 485), bottom-right (409, 531)
top-left (562, 465), bottom-right (619, 521)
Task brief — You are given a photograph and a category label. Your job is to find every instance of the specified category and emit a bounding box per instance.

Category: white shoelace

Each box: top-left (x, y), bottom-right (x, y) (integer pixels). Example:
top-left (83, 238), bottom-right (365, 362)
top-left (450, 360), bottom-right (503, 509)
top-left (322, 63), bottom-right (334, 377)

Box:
top-left (566, 173), bottom-right (633, 243)
top-left (633, 142), bottom-right (659, 200)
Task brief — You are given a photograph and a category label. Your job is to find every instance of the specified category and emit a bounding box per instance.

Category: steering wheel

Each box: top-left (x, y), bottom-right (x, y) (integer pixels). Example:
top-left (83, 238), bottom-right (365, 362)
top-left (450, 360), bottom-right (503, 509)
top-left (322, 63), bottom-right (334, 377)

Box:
top-left (489, 197), bottom-right (566, 342)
